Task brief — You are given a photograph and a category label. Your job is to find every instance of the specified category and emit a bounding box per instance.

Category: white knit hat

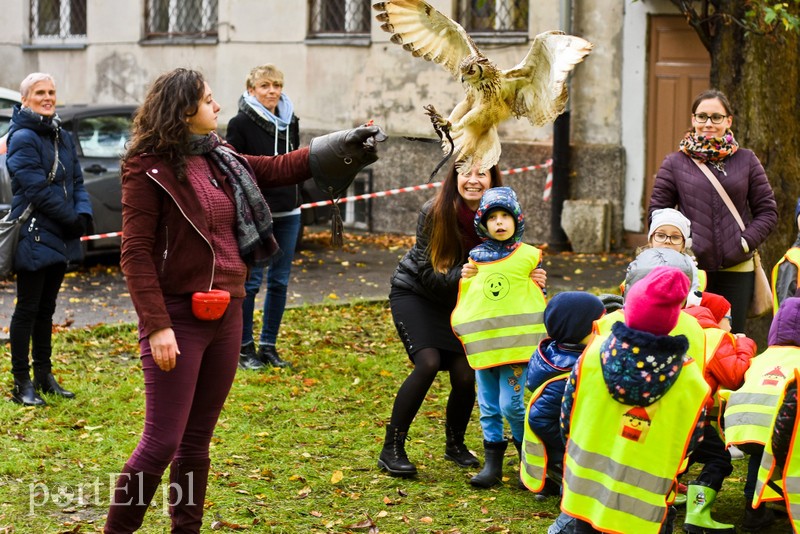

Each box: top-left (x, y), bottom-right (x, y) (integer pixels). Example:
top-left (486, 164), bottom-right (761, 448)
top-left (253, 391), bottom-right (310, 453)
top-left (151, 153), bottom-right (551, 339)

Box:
top-left (649, 208), bottom-right (692, 248)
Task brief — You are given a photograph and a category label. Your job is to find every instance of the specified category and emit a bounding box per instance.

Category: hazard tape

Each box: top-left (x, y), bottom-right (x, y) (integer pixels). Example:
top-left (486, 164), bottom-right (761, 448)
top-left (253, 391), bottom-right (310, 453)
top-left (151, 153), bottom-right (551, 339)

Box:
top-left (299, 159), bottom-right (552, 209)
top-left (79, 160), bottom-right (553, 241)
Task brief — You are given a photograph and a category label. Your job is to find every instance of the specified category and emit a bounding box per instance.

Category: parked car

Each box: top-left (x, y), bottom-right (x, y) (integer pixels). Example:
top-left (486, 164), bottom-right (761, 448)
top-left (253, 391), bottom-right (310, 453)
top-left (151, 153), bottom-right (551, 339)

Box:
top-left (0, 87), bottom-right (21, 109)
top-left (0, 104), bottom-right (137, 256)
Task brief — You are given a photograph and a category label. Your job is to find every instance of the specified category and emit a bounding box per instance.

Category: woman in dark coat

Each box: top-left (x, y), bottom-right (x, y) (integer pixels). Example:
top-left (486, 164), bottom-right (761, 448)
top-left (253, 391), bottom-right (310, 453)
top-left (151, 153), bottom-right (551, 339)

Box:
top-left (226, 64), bottom-right (302, 370)
top-left (650, 89), bottom-right (777, 333)
top-left (6, 72), bottom-right (93, 406)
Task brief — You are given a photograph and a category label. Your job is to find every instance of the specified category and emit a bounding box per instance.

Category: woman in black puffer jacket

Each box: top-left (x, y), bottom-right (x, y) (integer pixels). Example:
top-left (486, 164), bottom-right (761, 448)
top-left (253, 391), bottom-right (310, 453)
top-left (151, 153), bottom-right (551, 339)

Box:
top-left (6, 73), bottom-right (93, 406)
top-left (377, 162), bottom-right (503, 477)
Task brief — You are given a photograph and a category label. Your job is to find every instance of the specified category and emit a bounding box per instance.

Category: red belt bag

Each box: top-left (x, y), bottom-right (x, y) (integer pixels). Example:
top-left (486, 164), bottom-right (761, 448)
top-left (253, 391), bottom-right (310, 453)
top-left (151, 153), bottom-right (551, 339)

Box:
top-left (191, 290), bottom-right (231, 321)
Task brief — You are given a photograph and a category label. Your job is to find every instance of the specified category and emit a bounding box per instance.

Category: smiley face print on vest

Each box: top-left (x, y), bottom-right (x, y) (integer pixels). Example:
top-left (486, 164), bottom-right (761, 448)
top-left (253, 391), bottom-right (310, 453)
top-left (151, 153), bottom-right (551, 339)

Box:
top-left (483, 273), bottom-right (510, 301)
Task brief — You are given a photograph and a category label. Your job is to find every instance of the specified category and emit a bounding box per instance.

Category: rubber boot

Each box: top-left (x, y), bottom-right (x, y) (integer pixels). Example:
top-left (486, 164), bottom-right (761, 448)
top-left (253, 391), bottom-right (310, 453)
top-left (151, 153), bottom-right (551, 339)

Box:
top-left (470, 440), bottom-right (507, 488)
top-left (33, 371), bottom-right (75, 398)
top-left (444, 424), bottom-right (479, 467)
top-left (741, 502), bottom-right (775, 532)
top-left (11, 378), bottom-right (46, 406)
top-left (169, 458), bottom-right (211, 533)
top-left (104, 464), bottom-right (163, 533)
top-left (683, 481), bottom-right (735, 533)
top-left (377, 424), bottom-right (417, 477)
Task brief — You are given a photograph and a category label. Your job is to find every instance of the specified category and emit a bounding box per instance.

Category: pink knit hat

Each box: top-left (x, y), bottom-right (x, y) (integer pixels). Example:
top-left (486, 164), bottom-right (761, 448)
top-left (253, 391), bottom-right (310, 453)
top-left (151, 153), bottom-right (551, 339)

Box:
top-left (625, 266), bottom-right (690, 336)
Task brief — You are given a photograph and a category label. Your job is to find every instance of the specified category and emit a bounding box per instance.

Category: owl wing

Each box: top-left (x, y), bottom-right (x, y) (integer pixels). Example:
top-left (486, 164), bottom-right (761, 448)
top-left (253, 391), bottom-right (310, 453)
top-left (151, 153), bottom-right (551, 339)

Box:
top-left (373, 0), bottom-right (480, 78)
top-left (501, 31), bottom-right (593, 126)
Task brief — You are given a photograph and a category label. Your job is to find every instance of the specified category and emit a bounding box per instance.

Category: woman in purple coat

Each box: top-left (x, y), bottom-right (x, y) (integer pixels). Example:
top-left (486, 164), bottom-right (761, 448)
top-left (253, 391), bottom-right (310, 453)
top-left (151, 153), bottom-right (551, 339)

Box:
top-left (650, 89), bottom-right (777, 333)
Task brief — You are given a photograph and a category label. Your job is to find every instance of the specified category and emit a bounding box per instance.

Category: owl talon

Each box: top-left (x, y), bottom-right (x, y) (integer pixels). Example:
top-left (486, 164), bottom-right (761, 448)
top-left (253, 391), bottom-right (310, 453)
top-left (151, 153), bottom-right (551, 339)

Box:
top-left (423, 104), bottom-right (451, 140)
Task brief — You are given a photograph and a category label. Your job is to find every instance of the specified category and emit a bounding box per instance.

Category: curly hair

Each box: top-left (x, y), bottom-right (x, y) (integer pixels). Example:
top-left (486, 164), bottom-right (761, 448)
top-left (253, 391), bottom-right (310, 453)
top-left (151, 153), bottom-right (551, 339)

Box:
top-left (427, 163), bottom-right (503, 273)
top-left (124, 68), bottom-right (206, 181)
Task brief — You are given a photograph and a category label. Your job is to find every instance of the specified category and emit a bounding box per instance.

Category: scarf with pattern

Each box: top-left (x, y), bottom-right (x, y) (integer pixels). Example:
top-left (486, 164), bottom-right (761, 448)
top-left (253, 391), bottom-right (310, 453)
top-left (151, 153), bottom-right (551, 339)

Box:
top-left (187, 132), bottom-right (274, 267)
top-left (679, 130), bottom-right (739, 174)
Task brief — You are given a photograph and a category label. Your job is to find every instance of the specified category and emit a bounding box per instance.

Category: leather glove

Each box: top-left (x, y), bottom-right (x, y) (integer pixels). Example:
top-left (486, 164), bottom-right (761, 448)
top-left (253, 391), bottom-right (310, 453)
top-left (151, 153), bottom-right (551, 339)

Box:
top-left (63, 214), bottom-right (91, 240)
top-left (309, 124), bottom-right (387, 198)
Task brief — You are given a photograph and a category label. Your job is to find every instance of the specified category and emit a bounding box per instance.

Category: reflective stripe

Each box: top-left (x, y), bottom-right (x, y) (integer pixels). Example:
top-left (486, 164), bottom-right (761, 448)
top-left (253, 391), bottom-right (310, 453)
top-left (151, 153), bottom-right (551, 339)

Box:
top-left (725, 412), bottom-right (775, 429)
top-left (754, 450), bottom-right (775, 498)
top-left (521, 438), bottom-right (545, 481)
top-left (463, 332), bottom-right (547, 356)
top-left (563, 463), bottom-right (666, 524)
top-left (786, 476), bottom-right (800, 493)
top-left (567, 440), bottom-right (673, 496)
top-left (728, 392), bottom-right (781, 408)
top-left (453, 312), bottom-right (545, 336)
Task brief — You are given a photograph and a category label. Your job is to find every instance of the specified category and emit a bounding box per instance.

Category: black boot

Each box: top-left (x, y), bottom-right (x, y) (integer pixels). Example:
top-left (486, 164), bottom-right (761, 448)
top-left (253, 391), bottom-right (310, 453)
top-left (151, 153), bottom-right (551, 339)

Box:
top-left (377, 424), bottom-right (417, 477)
top-left (33, 371), bottom-right (74, 398)
top-left (258, 344), bottom-right (291, 368)
top-left (470, 440), bottom-right (508, 488)
top-left (104, 464), bottom-right (163, 533)
top-left (742, 502), bottom-right (775, 531)
top-left (169, 458), bottom-right (211, 533)
top-left (11, 378), bottom-right (46, 406)
top-left (238, 342), bottom-right (266, 370)
top-left (444, 424), bottom-right (479, 467)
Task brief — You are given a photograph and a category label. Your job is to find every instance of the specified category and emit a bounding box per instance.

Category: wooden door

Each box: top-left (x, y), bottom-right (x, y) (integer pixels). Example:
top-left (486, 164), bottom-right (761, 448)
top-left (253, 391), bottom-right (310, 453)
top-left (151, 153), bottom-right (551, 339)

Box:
top-left (645, 16), bottom-right (710, 214)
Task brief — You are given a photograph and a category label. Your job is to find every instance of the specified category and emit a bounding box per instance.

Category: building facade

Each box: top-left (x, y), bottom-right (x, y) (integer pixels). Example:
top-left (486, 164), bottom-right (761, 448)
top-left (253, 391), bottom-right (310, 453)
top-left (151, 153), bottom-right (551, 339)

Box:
top-left (0, 0), bottom-right (709, 248)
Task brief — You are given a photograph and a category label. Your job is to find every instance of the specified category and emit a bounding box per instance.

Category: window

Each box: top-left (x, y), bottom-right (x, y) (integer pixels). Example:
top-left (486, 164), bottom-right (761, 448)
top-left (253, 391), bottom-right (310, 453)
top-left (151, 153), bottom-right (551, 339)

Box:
top-left (458, 0), bottom-right (528, 34)
top-left (75, 114), bottom-right (133, 159)
top-left (343, 170), bottom-right (372, 229)
top-left (30, 0), bottom-right (86, 41)
top-left (309, 0), bottom-right (371, 36)
top-left (145, 0), bottom-right (218, 41)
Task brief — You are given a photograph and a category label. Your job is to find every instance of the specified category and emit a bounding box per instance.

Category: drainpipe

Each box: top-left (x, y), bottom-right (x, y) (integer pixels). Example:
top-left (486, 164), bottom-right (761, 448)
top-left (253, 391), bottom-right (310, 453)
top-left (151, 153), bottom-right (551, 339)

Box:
top-left (549, 0), bottom-right (574, 251)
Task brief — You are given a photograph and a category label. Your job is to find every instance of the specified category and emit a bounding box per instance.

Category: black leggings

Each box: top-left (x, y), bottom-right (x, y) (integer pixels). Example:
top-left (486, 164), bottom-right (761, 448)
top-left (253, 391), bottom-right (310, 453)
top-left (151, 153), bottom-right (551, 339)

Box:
top-left (705, 270), bottom-right (754, 334)
top-left (9, 263), bottom-right (67, 380)
top-left (389, 347), bottom-right (476, 433)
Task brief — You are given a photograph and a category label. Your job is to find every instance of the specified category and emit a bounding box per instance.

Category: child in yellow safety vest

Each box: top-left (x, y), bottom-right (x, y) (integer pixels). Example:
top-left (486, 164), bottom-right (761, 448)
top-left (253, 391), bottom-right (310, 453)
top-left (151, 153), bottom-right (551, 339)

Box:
top-left (724, 296), bottom-right (800, 531)
top-left (771, 197), bottom-right (800, 313)
top-left (556, 267), bottom-right (710, 534)
top-left (451, 186), bottom-right (547, 488)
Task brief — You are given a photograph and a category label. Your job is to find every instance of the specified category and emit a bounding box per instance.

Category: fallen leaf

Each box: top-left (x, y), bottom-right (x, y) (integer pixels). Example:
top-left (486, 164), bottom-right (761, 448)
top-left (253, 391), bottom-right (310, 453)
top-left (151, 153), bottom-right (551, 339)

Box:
top-left (330, 470), bottom-right (343, 484)
top-left (419, 516), bottom-right (433, 523)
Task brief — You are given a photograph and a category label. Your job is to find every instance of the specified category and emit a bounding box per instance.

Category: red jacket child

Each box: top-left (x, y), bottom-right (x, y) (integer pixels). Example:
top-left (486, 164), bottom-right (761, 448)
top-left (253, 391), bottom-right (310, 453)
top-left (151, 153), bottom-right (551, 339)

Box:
top-left (683, 292), bottom-right (757, 410)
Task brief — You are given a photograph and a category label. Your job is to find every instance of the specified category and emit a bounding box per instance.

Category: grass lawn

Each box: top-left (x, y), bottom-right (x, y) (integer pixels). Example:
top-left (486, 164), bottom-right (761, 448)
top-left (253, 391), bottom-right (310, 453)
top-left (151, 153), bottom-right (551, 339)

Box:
top-left (0, 301), bottom-right (793, 533)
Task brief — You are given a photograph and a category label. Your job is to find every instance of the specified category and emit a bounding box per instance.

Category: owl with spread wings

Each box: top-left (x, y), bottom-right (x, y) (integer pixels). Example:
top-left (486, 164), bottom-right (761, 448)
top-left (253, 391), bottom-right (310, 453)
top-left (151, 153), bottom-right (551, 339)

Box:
top-left (373, 0), bottom-right (593, 173)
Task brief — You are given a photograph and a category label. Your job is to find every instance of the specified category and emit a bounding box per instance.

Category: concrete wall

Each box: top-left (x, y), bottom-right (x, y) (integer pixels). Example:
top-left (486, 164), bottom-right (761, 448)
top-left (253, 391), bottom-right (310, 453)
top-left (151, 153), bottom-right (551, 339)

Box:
top-left (0, 0), bottom-right (675, 248)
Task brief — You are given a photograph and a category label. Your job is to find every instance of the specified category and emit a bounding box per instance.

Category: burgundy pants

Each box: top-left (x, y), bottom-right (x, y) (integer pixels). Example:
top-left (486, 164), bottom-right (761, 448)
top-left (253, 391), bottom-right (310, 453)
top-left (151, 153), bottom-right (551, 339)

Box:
top-left (125, 295), bottom-right (242, 474)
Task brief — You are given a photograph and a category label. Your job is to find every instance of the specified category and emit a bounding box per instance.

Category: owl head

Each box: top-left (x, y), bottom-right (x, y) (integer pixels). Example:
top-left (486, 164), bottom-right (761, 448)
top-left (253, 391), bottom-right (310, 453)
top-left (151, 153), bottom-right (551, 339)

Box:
top-left (459, 55), bottom-right (498, 88)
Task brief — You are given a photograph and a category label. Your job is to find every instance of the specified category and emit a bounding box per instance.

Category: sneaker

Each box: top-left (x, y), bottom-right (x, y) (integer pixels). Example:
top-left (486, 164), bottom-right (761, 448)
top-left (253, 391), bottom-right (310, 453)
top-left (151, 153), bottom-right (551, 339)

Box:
top-left (239, 342), bottom-right (266, 370)
top-left (258, 344), bottom-right (292, 368)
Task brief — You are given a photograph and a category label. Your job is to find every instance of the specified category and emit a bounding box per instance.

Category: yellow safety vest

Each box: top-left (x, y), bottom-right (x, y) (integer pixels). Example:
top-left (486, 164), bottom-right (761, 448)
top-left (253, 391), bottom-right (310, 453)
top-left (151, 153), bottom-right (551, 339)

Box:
top-left (724, 346), bottom-right (800, 447)
top-left (772, 248), bottom-right (800, 314)
top-left (561, 335), bottom-right (709, 534)
top-left (618, 269), bottom-right (707, 295)
top-left (754, 369), bottom-right (800, 511)
top-left (594, 309), bottom-right (706, 372)
top-left (451, 245), bottom-right (547, 369)
top-left (520, 372), bottom-right (570, 492)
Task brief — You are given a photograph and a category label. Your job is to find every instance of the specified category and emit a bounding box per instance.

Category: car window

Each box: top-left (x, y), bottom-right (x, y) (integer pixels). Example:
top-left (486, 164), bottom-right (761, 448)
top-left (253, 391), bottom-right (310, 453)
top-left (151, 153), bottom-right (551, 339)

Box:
top-left (75, 114), bottom-right (132, 158)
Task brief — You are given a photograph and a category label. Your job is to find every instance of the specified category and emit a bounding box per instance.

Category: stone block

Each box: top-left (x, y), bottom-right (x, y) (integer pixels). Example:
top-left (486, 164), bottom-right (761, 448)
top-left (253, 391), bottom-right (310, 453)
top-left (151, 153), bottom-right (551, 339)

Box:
top-left (561, 199), bottom-right (612, 253)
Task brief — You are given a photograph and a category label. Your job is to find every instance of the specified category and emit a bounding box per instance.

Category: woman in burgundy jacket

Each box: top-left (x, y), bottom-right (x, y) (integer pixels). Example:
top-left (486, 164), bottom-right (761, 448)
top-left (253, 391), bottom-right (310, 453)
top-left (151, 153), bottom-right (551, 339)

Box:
top-left (650, 89), bottom-right (777, 333)
top-left (103, 68), bottom-right (383, 533)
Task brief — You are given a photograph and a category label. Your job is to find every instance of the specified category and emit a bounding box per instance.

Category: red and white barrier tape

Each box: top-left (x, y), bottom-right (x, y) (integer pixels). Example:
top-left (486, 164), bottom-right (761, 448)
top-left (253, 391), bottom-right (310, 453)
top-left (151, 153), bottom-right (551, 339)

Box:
top-left (79, 160), bottom-right (553, 241)
top-left (299, 159), bottom-right (553, 209)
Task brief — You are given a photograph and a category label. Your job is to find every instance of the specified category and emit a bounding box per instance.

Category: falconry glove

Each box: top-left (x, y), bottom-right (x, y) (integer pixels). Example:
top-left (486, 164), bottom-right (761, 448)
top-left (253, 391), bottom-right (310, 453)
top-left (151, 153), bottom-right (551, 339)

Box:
top-left (309, 124), bottom-right (387, 246)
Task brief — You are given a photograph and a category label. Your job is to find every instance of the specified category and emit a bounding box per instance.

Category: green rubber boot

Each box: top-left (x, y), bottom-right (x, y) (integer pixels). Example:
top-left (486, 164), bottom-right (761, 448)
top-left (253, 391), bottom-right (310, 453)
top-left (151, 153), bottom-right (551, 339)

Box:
top-left (683, 481), bottom-right (735, 533)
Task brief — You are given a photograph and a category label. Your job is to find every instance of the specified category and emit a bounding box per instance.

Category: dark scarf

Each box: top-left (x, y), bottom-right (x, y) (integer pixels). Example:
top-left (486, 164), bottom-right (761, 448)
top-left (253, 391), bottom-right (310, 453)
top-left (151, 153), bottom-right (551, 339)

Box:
top-left (679, 129), bottom-right (739, 174)
top-left (456, 199), bottom-right (482, 253)
top-left (187, 132), bottom-right (274, 267)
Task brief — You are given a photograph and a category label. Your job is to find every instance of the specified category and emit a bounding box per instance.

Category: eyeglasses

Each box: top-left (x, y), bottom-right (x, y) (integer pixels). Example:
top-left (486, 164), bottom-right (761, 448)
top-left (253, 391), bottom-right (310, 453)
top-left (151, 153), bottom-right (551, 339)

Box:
top-left (693, 113), bottom-right (728, 124)
top-left (651, 232), bottom-right (685, 245)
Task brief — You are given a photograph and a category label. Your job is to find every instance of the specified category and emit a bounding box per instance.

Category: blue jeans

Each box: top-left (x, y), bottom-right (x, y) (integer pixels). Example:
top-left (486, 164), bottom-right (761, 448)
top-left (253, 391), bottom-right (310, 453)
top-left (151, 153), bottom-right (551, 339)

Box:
top-left (241, 214), bottom-right (301, 347)
top-left (476, 364), bottom-right (527, 442)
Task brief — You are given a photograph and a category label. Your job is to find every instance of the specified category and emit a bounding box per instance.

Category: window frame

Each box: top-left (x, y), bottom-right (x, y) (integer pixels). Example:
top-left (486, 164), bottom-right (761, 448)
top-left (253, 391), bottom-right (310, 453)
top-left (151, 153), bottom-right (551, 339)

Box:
top-left (28, 0), bottom-right (87, 48)
top-left (457, 0), bottom-right (530, 44)
top-left (142, 0), bottom-right (219, 45)
top-left (307, 0), bottom-right (371, 46)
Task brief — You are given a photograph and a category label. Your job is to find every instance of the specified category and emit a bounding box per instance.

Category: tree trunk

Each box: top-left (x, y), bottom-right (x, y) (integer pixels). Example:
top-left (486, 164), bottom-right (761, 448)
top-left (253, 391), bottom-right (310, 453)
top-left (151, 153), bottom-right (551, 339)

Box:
top-left (705, 4), bottom-right (800, 343)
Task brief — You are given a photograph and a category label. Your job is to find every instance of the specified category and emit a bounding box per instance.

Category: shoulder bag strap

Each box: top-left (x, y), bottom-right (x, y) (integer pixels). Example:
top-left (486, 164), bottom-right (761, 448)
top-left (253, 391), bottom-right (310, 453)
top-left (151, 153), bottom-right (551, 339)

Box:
top-left (691, 158), bottom-right (746, 232)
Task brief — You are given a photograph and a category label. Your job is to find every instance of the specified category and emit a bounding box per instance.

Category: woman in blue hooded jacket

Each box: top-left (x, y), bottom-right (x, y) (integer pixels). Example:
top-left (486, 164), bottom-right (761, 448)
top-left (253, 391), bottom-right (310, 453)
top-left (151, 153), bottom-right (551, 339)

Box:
top-left (5, 72), bottom-right (93, 406)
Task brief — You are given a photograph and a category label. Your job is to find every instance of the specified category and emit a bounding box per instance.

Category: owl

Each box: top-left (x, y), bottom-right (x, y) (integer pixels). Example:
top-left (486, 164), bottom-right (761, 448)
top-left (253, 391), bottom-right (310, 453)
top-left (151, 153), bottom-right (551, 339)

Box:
top-left (373, 0), bottom-right (593, 173)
